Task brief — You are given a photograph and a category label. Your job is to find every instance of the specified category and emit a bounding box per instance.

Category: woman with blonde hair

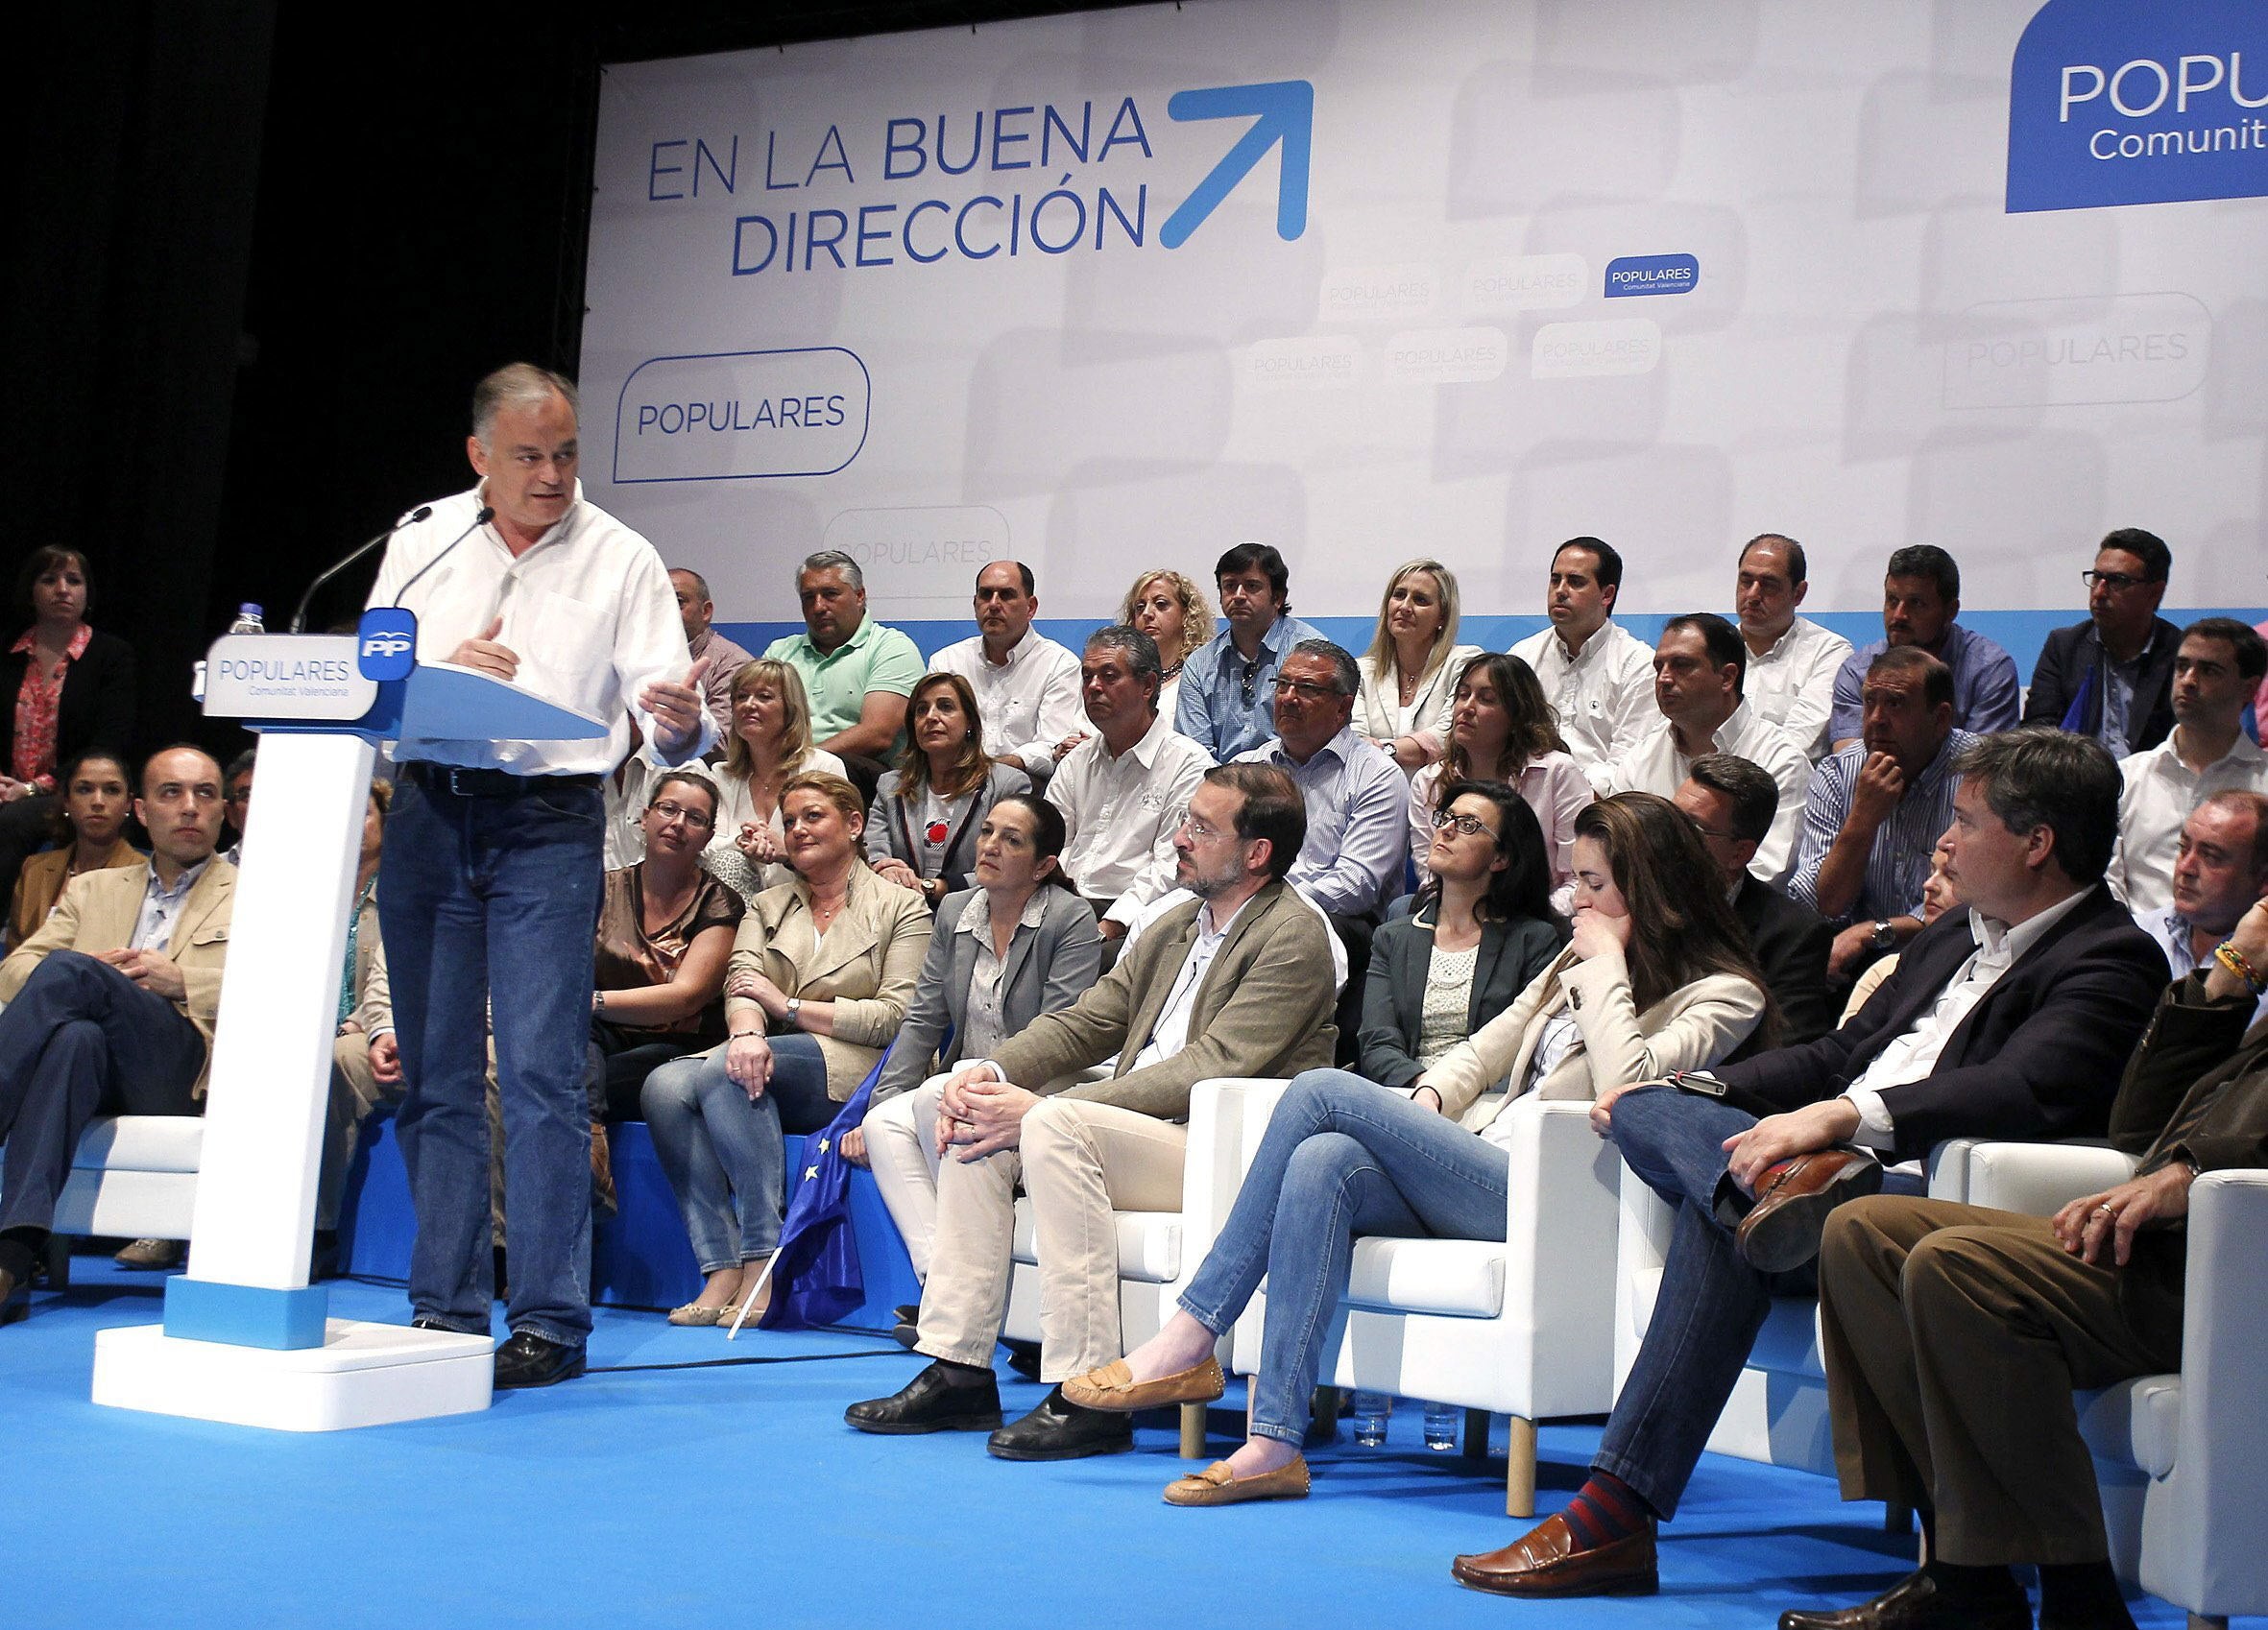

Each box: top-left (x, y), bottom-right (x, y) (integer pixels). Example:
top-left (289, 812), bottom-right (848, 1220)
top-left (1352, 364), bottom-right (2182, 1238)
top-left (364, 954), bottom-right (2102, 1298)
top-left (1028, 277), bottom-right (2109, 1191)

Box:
top-left (1117, 569), bottom-right (1216, 726)
top-left (1409, 652), bottom-right (1593, 897)
top-left (866, 671), bottom-right (1030, 909)
top-left (706, 658), bottom-right (846, 896)
top-left (1355, 559), bottom-right (1483, 771)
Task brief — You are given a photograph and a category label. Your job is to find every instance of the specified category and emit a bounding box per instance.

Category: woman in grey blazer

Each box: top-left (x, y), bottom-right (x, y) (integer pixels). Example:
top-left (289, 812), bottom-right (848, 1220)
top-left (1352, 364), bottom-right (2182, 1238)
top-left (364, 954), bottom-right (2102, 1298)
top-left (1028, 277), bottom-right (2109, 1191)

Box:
top-left (854, 794), bottom-right (1103, 1282)
top-left (866, 671), bottom-right (1031, 909)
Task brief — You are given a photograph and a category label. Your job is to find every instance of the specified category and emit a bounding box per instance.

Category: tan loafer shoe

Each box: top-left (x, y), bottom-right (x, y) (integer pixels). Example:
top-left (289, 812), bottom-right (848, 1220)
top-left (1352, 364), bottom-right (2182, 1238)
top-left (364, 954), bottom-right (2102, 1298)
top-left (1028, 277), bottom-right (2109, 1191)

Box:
top-left (1062, 1354), bottom-right (1226, 1414)
top-left (1163, 1455), bottom-right (1310, 1506)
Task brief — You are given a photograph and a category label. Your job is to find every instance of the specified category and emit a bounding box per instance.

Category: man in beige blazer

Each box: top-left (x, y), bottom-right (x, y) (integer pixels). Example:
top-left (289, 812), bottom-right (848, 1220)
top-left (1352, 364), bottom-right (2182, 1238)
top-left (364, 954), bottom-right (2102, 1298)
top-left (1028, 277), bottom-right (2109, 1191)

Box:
top-left (847, 763), bottom-right (1338, 1458)
top-left (0, 747), bottom-right (232, 1319)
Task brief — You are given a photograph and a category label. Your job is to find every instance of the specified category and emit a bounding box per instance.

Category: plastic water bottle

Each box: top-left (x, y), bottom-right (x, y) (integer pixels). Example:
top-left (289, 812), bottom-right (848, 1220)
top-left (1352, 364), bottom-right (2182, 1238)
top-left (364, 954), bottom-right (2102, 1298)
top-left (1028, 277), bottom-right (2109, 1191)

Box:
top-left (228, 603), bottom-right (266, 635)
top-left (1424, 1401), bottom-right (1460, 1452)
top-left (1351, 1389), bottom-right (1391, 1446)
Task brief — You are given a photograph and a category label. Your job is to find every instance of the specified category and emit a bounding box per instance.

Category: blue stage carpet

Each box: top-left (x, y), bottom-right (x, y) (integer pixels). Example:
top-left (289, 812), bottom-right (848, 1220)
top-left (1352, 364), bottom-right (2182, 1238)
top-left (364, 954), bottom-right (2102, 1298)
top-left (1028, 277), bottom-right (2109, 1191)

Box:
top-left (3, 1261), bottom-right (2248, 1630)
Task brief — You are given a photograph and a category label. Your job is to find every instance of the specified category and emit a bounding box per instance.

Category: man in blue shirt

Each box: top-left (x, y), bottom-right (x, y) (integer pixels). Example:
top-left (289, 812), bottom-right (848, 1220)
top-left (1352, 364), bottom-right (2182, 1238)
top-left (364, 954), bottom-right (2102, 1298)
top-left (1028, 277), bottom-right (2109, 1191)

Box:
top-left (1175, 543), bottom-right (1324, 762)
top-left (1826, 546), bottom-right (2019, 749)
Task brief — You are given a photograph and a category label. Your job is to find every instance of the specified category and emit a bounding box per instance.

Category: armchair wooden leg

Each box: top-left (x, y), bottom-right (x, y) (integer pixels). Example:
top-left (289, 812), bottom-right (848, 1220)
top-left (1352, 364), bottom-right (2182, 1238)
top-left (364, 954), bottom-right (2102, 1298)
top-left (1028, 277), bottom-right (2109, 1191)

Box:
top-left (1461, 1407), bottom-right (1491, 1463)
top-left (1178, 1401), bottom-right (1206, 1460)
top-left (1504, 1416), bottom-right (1537, 1519)
top-left (1883, 1501), bottom-right (1913, 1535)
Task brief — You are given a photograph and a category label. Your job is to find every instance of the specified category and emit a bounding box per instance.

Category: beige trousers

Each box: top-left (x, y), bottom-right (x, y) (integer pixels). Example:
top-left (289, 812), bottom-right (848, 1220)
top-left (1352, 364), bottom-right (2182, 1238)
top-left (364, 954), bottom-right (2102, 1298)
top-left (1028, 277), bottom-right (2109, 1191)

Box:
top-left (914, 1096), bottom-right (1187, 1382)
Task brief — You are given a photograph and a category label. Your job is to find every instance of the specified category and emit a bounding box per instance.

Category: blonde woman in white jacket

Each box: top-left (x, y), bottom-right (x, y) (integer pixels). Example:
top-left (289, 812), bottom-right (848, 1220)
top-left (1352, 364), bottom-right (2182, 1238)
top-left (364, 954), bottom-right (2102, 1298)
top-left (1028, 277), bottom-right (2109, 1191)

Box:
top-left (1062, 792), bottom-right (1774, 1504)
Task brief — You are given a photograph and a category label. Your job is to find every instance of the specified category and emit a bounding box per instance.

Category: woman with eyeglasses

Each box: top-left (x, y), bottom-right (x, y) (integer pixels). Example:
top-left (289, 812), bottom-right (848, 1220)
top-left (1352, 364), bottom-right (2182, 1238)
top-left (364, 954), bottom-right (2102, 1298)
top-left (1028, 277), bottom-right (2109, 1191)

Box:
top-left (1410, 652), bottom-right (1593, 899)
top-left (866, 671), bottom-right (1031, 910)
top-left (1354, 560), bottom-right (1484, 773)
top-left (705, 659), bottom-right (846, 898)
top-left (642, 771), bottom-right (930, 1327)
top-left (1118, 569), bottom-right (1216, 727)
top-left (5, 749), bottom-right (140, 950)
top-left (1062, 792), bottom-right (1773, 1505)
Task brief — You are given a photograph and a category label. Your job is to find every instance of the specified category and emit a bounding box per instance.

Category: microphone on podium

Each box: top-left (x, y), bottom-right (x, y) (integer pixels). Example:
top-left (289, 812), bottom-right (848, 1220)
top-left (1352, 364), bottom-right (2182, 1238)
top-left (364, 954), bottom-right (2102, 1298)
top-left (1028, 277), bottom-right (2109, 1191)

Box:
top-left (387, 505), bottom-right (495, 613)
top-left (286, 504), bottom-right (434, 634)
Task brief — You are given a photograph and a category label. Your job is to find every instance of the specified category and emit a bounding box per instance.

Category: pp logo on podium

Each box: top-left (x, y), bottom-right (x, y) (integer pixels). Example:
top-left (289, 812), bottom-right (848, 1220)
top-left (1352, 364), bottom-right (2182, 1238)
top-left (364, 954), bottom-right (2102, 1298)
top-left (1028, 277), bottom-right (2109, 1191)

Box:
top-left (357, 609), bottom-right (419, 681)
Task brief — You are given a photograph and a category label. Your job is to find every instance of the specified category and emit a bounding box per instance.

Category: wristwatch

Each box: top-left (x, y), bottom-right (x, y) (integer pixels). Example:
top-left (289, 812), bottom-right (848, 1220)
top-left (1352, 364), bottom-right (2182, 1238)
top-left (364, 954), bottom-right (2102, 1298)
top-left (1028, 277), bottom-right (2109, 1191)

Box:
top-left (785, 996), bottom-right (803, 1027)
top-left (1870, 919), bottom-right (1897, 953)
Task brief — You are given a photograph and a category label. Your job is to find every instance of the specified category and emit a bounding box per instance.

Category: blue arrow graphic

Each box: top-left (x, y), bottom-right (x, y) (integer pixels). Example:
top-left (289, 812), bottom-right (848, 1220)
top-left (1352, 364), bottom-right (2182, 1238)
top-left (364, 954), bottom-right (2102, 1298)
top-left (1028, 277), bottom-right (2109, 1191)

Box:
top-left (1159, 79), bottom-right (1314, 250)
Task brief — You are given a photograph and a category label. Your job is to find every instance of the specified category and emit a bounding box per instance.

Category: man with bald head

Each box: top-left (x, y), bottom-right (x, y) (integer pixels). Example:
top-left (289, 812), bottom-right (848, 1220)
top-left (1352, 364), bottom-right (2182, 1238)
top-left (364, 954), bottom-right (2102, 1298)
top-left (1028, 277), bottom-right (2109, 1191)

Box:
top-left (0, 746), bottom-right (235, 1320)
top-left (928, 561), bottom-right (1084, 781)
top-left (2142, 790), bottom-right (2268, 1025)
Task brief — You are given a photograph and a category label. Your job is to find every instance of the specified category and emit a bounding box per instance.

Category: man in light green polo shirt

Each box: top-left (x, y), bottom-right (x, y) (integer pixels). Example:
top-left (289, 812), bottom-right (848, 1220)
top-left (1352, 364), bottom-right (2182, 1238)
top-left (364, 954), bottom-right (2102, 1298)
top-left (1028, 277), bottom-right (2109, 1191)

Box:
top-left (763, 549), bottom-right (925, 779)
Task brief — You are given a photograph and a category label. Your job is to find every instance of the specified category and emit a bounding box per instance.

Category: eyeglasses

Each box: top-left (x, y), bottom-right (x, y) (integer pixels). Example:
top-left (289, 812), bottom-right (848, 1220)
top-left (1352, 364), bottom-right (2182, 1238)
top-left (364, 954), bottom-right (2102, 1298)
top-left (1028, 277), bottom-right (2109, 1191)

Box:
top-left (1430, 808), bottom-right (1496, 838)
top-left (1182, 814), bottom-right (1237, 844)
top-left (1688, 821), bottom-right (1740, 844)
top-left (1271, 678), bottom-right (1340, 701)
top-left (647, 800), bottom-right (714, 830)
top-left (2080, 569), bottom-right (2150, 592)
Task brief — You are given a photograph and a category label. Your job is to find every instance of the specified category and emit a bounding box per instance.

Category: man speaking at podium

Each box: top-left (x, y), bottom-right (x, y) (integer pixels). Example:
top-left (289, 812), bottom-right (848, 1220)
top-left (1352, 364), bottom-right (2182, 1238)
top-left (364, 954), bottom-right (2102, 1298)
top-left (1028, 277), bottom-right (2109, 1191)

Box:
top-left (370, 364), bottom-right (712, 1388)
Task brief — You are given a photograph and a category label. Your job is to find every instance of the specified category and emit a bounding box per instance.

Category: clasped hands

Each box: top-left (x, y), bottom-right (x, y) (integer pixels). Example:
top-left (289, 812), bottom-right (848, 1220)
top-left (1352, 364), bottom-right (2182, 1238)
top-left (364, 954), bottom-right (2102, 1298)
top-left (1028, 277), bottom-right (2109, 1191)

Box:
top-left (94, 947), bottom-right (187, 1003)
top-left (932, 1062), bottom-right (1042, 1161)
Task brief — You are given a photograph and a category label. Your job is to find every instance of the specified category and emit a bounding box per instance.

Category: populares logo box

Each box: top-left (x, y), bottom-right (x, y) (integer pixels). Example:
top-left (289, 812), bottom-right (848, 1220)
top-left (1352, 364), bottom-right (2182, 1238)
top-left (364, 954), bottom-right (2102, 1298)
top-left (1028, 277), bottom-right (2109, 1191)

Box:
top-left (2007, 0), bottom-right (2268, 212)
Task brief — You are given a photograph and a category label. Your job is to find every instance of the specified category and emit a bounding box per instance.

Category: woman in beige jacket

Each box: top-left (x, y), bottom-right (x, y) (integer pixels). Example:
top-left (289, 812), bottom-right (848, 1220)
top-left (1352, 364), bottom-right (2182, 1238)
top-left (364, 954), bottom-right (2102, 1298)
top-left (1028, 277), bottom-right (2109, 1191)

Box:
top-left (642, 772), bottom-right (930, 1325)
top-left (1063, 793), bottom-right (1774, 1504)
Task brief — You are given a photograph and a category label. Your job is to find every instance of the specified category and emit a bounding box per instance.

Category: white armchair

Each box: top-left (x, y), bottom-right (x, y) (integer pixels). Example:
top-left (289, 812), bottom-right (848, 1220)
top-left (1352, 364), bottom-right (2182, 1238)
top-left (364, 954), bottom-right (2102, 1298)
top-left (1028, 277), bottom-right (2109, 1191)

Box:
top-left (1001, 1076), bottom-right (1264, 1457)
top-left (0, 1115), bottom-right (203, 1285)
top-left (1224, 1088), bottom-right (1624, 1515)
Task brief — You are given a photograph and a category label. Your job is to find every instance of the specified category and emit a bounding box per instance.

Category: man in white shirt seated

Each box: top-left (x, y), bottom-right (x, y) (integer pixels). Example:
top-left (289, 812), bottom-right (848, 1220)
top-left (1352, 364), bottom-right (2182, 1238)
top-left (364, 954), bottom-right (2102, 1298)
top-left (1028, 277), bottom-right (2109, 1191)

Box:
top-left (1733, 533), bottom-right (1851, 762)
top-left (927, 561), bottom-right (1084, 785)
top-left (2107, 616), bottom-right (2268, 917)
top-left (1508, 537), bottom-right (1657, 772)
top-left (669, 567), bottom-right (754, 743)
top-left (844, 764), bottom-right (1337, 1458)
top-left (2143, 790), bottom-right (2268, 1025)
top-left (1592, 613), bottom-right (1809, 885)
top-left (1046, 627), bottom-right (1213, 956)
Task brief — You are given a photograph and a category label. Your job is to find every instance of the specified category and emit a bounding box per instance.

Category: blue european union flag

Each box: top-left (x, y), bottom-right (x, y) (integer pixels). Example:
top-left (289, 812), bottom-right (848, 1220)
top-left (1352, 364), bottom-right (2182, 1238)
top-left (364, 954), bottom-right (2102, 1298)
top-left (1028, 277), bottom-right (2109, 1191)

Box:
top-left (757, 1055), bottom-right (885, 1330)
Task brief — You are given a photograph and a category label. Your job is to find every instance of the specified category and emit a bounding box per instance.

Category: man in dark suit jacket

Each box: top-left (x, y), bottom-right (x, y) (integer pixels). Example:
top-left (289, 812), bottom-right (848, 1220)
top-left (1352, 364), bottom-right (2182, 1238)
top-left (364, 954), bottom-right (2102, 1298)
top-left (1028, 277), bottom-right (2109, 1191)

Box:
top-left (1677, 755), bottom-right (1836, 1048)
top-left (1450, 730), bottom-right (2168, 1601)
top-left (2022, 527), bottom-right (2181, 757)
top-left (1799, 896), bottom-right (2268, 1630)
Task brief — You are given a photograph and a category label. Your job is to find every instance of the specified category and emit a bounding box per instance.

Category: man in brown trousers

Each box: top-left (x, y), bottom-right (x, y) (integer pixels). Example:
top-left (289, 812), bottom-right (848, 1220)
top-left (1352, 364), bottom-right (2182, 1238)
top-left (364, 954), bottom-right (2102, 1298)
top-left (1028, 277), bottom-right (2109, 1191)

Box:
top-left (1797, 895), bottom-right (2268, 1630)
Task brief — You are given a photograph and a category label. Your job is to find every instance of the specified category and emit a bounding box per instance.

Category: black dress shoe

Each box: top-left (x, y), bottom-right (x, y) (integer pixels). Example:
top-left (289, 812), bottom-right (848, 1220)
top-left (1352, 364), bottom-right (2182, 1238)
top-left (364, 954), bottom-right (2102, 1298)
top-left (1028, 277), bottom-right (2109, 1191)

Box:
top-left (986, 1385), bottom-right (1136, 1461)
top-left (891, 1304), bottom-right (921, 1350)
top-left (846, 1362), bottom-right (1004, 1434)
top-left (1780, 1568), bottom-right (2031, 1630)
top-left (1001, 1336), bottom-right (1043, 1381)
top-left (493, 1330), bottom-right (587, 1389)
top-left (308, 1231), bottom-right (342, 1282)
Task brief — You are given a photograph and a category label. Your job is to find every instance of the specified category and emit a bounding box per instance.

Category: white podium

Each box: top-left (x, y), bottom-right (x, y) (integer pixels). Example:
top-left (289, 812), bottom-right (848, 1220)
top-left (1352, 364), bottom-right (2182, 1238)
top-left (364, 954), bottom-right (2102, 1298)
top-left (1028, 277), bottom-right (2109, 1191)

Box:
top-left (91, 621), bottom-right (605, 1431)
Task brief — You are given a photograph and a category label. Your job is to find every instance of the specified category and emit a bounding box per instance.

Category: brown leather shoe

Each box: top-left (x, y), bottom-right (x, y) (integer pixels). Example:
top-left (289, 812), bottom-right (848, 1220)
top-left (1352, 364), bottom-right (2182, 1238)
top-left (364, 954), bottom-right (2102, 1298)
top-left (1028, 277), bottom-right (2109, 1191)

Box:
top-left (1162, 1455), bottom-right (1309, 1506)
top-left (1736, 1148), bottom-right (1884, 1272)
top-left (113, 1237), bottom-right (184, 1271)
top-left (0, 1263), bottom-right (25, 1327)
top-left (1779, 1567), bottom-right (2032, 1629)
top-left (1062, 1354), bottom-right (1225, 1414)
top-left (1450, 1514), bottom-right (1658, 1597)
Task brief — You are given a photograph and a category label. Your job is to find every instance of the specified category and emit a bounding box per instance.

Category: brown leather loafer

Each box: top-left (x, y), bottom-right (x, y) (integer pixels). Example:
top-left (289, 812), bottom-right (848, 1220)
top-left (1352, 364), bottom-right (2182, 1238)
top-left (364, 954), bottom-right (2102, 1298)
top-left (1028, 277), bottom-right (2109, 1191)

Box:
top-left (1062, 1354), bottom-right (1225, 1414)
top-left (1451, 1514), bottom-right (1657, 1597)
top-left (1162, 1455), bottom-right (1309, 1506)
top-left (1736, 1148), bottom-right (1884, 1273)
top-left (1780, 1567), bottom-right (2032, 1629)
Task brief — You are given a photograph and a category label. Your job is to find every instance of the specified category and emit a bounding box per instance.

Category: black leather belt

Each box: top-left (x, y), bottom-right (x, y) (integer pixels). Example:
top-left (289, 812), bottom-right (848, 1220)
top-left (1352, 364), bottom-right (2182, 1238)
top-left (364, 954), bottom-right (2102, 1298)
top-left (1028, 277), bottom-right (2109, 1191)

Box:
top-left (403, 761), bottom-right (603, 798)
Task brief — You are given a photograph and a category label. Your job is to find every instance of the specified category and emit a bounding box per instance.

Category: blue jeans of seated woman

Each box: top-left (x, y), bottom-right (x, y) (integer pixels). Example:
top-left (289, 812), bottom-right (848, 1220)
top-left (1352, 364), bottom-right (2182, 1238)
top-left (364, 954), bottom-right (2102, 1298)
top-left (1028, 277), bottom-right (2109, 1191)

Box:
top-left (1177, 1068), bottom-right (1511, 1446)
top-left (642, 1035), bottom-right (838, 1274)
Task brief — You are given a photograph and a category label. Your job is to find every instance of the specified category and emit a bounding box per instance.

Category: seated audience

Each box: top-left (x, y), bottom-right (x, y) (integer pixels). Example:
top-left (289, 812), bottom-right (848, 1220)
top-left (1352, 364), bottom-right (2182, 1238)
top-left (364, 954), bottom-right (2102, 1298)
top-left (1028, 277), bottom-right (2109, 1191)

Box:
top-left (1674, 755), bottom-right (1837, 1048)
top-left (1791, 647), bottom-right (1977, 979)
top-left (670, 567), bottom-right (754, 742)
top-left (762, 550), bottom-right (923, 798)
top-left (865, 672), bottom-right (1031, 909)
top-left (2107, 616), bottom-right (2268, 916)
top-left (1734, 533), bottom-right (1852, 762)
top-left (1061, 792), bottom-right (1770, 1503)
top-left (844, 765), bottom-right (1335, 1459)
top-left (1047, 627), bottom-right (1213, 948)
top-left (0, 747), bottom-right (231, 1324)
top-left (1594, 612), bottom-right (1809, 884)
top-left (2141, 790), bottom-right (2268, 1025)
top-left (1508, 537), bottom-right (1656, 772)
top-left (7, 749), bottom-right (139, 949)
top-left (1359, 782), bottom-right (1570, 1091)
top-left (1827, 545), bottom-right (2019, 747)
top-left (1408, 653), bottom-right (1592, 898)
top-left (0, 547), bottom-right (135, 916)
top-left (704, 659), bottom-right (847, 899)
top-left (601, 714), bottom-right (651, 870)
top-left (857, 794), bottom-right (1105, 1282)
top-left (219, 748), bottom-right (254, 865)
top-left (1352, 559), bottom-right (1483, 772)
top-left (316, 778), bottom-right (399, 1277)
top-left (927, 562), bottom-right (1083, 782)
top-left (2022, 528), bottom-right (2180, 756)
top-left (1839, 836), bottom-right (1959, 1022)
top-left (1804, 896), bottom-right (2268, 1630)
top-left (642, 773), bottom-right (928, 1327)
top-left (1118, 569), bottom-right (1214, 726)
top-left (1175, 543), bottom-right (1325, 762)
top-left (1447, 730), bottom-right (2166, 1599)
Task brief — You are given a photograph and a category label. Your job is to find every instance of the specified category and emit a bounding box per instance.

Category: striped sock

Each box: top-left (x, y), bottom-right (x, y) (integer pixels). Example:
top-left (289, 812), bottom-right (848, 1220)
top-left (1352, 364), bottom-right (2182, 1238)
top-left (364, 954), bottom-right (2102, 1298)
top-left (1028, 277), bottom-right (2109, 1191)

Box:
top-left (1560, 1471), bottom-right (1651, 1551)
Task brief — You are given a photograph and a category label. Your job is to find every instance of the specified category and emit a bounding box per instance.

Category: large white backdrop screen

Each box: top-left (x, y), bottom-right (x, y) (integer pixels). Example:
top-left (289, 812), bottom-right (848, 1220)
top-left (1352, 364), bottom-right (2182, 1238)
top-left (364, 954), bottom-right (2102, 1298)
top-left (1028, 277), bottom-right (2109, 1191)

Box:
top-left (579, 0), bottom-right (2266, 647)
